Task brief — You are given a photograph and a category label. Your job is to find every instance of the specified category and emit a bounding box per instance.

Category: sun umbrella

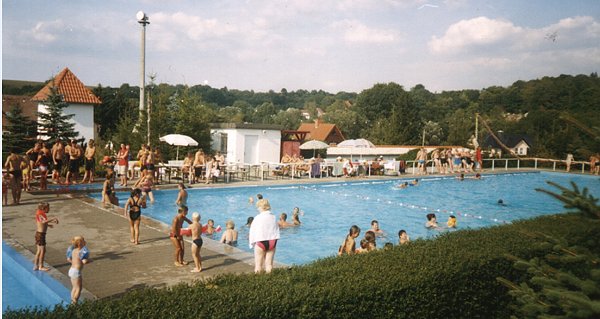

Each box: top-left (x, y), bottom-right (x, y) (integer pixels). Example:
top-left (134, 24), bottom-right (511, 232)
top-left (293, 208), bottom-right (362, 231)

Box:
top-left (299, 140), bottom-right (330, 157)
top-left (159, 134), bottom-right (198, 159)
top-left (337, 138), bottom-right (376, 159)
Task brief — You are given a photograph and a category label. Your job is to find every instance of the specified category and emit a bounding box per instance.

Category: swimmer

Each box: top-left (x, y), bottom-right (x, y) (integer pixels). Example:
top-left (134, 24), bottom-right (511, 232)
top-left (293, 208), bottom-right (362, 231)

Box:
top-left (399, 182), bottom-right (408, 189)
top-left (398, 230), bottom-right (410, 245)
top-left (425, 213), bottom-right (439, 228)
top-left (174, 183), bottom-right (188, 205)
top-left (456, 174), bottom-right (464, 180)
top-left (498, 199), bottom-right (507, 206)
top-left (219, 220), bottom-right (238, 246)
top-left (467, 173), bottom-right (482, 180)
top-left (447, 215), bottom-right (457, 228)
top-left (246, 217), bottom-right (254, 227)
top-left (278, 213), bottom-right (295, 228)
top-left (248, 197), bottom-right (254, 204)
top-left (205, 219), bottom-right (217, 235)
top-left (369, 220), bottom-right (387, 237)
top-left (338, 225), bottom-right (360, 256)
top-left (411, 179), bottom-right (418, 186)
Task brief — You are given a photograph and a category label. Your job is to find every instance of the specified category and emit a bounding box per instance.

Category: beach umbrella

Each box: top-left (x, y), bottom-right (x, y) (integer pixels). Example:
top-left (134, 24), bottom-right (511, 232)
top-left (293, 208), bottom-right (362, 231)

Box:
top-left (337, 138), bottom-right (375, 159)
top-left (159, 134), bottom-right (198, 160)
top-left (299, 140), bottom-right (330, 157)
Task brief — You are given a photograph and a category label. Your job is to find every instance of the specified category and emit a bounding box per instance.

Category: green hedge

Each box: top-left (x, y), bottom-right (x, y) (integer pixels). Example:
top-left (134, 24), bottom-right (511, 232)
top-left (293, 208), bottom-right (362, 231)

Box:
top-left (6, 213), bottom-right (600, 319)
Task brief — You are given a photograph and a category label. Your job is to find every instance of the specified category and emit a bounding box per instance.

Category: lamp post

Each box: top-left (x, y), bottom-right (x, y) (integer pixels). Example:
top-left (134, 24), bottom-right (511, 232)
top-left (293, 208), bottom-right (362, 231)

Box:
top-left (137, 11), bottom-right (150, 143)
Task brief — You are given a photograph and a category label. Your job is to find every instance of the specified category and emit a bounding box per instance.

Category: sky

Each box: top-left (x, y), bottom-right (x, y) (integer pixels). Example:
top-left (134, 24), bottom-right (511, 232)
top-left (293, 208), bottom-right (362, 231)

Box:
top-left (2, 0), bottom-right (600, 94)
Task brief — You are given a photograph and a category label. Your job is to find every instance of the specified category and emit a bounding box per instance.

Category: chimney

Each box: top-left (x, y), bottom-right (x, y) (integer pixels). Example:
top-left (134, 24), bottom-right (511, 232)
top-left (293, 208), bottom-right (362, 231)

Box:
top-left (314, 119), bottom-right (321, 128)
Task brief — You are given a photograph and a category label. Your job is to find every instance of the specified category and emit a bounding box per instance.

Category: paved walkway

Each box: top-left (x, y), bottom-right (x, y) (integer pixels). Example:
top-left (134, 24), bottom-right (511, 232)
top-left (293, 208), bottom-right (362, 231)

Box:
top-left (2, 168), bottom-right (557, 301)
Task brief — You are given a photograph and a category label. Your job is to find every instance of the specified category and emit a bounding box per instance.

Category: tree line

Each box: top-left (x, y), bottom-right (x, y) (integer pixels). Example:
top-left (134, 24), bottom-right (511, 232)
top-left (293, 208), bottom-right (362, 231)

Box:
top-left (3, 73), bottom-right (599, 162)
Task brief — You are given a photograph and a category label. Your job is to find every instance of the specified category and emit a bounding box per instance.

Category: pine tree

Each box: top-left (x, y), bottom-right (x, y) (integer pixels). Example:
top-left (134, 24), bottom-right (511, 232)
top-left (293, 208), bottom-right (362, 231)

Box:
top-left (497, 181), bottom-right (600, 318)
top-left (37, 83), bottom-right (79, 141)
top-left (2, 103), bottom-right (37, 154)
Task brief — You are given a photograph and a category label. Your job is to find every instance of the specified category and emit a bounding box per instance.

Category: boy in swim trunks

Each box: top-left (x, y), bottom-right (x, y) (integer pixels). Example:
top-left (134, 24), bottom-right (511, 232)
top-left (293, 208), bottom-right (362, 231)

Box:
top-left (171, 205), bottom-right (192, 266)
top-left (66, 236), bottom-right (93, 304)
top-left (34, 202), bottom-right (59, 271)
top-left (188, 212), bottom-right (203, 273)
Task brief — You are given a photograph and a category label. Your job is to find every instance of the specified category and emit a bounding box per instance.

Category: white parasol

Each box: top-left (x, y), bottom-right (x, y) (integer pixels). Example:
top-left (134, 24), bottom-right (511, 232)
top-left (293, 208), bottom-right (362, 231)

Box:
top-left (159, 134), bottom-right (198, 160)
top-left (337, 138), bottom-right (376, 160)
top-left (299, 140), bottom-right (330, 157)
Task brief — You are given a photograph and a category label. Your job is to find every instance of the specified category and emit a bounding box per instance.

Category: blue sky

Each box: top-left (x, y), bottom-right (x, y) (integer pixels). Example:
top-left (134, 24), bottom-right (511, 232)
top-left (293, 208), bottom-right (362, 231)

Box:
top-left (2, 0), bottom-right (599, 93)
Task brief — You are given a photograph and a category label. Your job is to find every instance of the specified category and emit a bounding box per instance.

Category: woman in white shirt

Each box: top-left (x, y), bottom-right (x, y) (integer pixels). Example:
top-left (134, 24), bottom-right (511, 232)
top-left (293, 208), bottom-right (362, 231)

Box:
top-left (249, 199), bottom-right (280, 273)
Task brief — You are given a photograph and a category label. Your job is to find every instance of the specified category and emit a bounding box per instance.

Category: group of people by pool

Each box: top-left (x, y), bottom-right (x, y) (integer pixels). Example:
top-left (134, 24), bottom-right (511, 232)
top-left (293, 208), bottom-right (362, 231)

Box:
top-left (337, 215), bottom-right (458, 256)
top-left (415, 147), bottom-right (483, 175)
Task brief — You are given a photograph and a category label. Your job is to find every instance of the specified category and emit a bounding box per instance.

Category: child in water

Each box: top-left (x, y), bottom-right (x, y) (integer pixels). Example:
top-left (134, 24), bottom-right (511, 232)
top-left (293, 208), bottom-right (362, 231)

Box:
top-left (426, 213), bottom-right (439, 228)
top-left (398, 230), bottom-right (410, 245)
top-left (338, 225), bottom-right (360, 256)
top-left (220, 220), bottom-right (238, 246)
top-left (447, 215), bottom-right (457, 228)
top-left (174, 183), bottom-right (187, 205)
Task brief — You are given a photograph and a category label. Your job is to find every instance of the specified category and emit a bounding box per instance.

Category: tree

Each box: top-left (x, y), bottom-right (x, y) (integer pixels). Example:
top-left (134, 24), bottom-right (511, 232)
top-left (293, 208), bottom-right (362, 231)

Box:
top-left (253, 102), bottom-right (276, 124)
top-left (273, 108), bottom-right (303, 130)
top-left (498, 182), bottom-right (600, 318)
top-left (2, 103), bottom-right (37, 158)
top-left (37, 84), bottom-right (79, 141)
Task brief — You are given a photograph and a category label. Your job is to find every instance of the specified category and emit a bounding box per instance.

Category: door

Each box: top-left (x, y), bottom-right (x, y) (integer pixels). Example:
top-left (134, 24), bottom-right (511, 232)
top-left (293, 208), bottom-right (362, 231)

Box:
top-left (244, 135), bottom-right (258, 164)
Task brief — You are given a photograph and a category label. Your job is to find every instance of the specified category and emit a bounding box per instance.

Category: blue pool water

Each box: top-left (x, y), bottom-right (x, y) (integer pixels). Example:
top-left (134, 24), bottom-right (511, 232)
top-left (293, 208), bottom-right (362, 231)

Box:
top-left (2, 242), bottom-right (71, 313)
top-left (88, 172), bottom-right (600, 266)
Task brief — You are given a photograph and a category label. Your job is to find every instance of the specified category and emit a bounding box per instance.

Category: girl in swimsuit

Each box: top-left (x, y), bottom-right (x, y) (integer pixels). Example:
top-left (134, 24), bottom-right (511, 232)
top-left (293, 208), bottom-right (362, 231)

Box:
top-left (124, 188), bottom-right (146, 245)
top-left (140, 174), bottom-right (155, 203)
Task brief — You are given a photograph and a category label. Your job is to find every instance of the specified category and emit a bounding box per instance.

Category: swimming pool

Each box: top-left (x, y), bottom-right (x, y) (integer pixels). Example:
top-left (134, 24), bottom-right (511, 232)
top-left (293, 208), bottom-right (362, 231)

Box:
top-left (2, 241), bottom-right (71, 313)
top-left (88, 172), bottom-right (600, 266)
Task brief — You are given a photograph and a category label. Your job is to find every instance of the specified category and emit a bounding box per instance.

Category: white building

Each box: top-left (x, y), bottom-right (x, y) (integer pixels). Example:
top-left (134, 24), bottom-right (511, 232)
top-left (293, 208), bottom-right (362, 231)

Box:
top-left (210, 123), bottom-right (283, 164)
top-left (31, 68), bottom-right (100, 142)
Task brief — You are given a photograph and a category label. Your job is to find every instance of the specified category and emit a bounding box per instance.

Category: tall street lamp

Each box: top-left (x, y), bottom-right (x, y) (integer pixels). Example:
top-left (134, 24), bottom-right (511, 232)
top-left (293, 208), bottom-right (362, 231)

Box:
top-left (137, 11), bottom-right (150, 144)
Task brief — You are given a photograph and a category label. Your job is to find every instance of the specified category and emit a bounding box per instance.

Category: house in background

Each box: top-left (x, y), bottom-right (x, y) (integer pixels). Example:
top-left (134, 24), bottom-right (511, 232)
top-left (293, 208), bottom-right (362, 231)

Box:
top-left (210, 123), bottom-right (284, 164)
top-left (2, 95), bottom-right (39, 135)
top-left (31, 68), bottom-right (101, 142)
top-left (482, 130), bottom-right (535, 156)
top-left (296, 119), bottom-right (345, 145)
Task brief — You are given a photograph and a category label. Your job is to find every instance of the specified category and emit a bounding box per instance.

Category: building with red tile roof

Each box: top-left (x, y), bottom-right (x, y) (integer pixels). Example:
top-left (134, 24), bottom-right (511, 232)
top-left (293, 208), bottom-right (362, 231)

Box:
top-left (31, 68), bottom-right (101, 142)
top-left (2, 95), bottom-right (39, 128)
top-left (297, 119), bottom-right (345, 145)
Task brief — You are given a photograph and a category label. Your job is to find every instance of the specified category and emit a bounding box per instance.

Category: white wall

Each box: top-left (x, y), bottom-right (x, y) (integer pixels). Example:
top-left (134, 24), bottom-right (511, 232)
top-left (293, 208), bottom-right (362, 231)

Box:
top-left (211, 128), bottom-right (281, 164)
top-left (38, 102), bottom-right (94, 142)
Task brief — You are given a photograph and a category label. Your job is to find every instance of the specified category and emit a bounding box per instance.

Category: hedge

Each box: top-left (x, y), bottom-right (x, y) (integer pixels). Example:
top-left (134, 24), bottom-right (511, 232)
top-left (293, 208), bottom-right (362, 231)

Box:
top-left (6, 212), bottom-right (600, 319)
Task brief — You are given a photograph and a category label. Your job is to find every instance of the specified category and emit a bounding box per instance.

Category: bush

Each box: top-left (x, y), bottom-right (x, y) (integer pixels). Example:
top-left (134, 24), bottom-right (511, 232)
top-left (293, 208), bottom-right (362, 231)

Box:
top-left (6, 211), bottom-right (600, 319)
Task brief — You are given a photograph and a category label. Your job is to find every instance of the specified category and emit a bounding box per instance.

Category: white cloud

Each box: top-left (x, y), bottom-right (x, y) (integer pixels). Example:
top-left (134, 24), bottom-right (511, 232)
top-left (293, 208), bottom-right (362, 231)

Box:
top-left (332, 20), bottom-right (397, 43)
top-left (20, 19), bottom-right (65, 43)
top-left (429, 17), bottom-right (522, 53)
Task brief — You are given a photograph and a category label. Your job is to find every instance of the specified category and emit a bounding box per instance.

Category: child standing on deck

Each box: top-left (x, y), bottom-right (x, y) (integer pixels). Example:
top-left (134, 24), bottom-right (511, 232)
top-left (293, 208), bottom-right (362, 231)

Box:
top-left (66, 236), bottom-right (93, 304)
top-left (34, 202), bottom-right (59, 271)
top-left (171, 205), bottom-right (192, 266)
top-left (188, 212), bottom-right (203, 273)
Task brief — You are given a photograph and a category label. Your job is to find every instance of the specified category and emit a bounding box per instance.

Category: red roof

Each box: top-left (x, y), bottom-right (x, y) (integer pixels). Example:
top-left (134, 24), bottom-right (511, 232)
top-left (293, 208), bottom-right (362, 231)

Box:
top-left (297, 122), bottom-right (345, 144)
top-left (31, 68), bottom-right (101, 104)
top-left (2, 95), bottom-right (39, 127)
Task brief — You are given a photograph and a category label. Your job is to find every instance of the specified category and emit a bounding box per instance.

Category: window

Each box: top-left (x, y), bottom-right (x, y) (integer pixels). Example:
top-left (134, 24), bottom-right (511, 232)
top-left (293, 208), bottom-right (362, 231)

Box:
top-left (219, 133), bottom-right (228, 153)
